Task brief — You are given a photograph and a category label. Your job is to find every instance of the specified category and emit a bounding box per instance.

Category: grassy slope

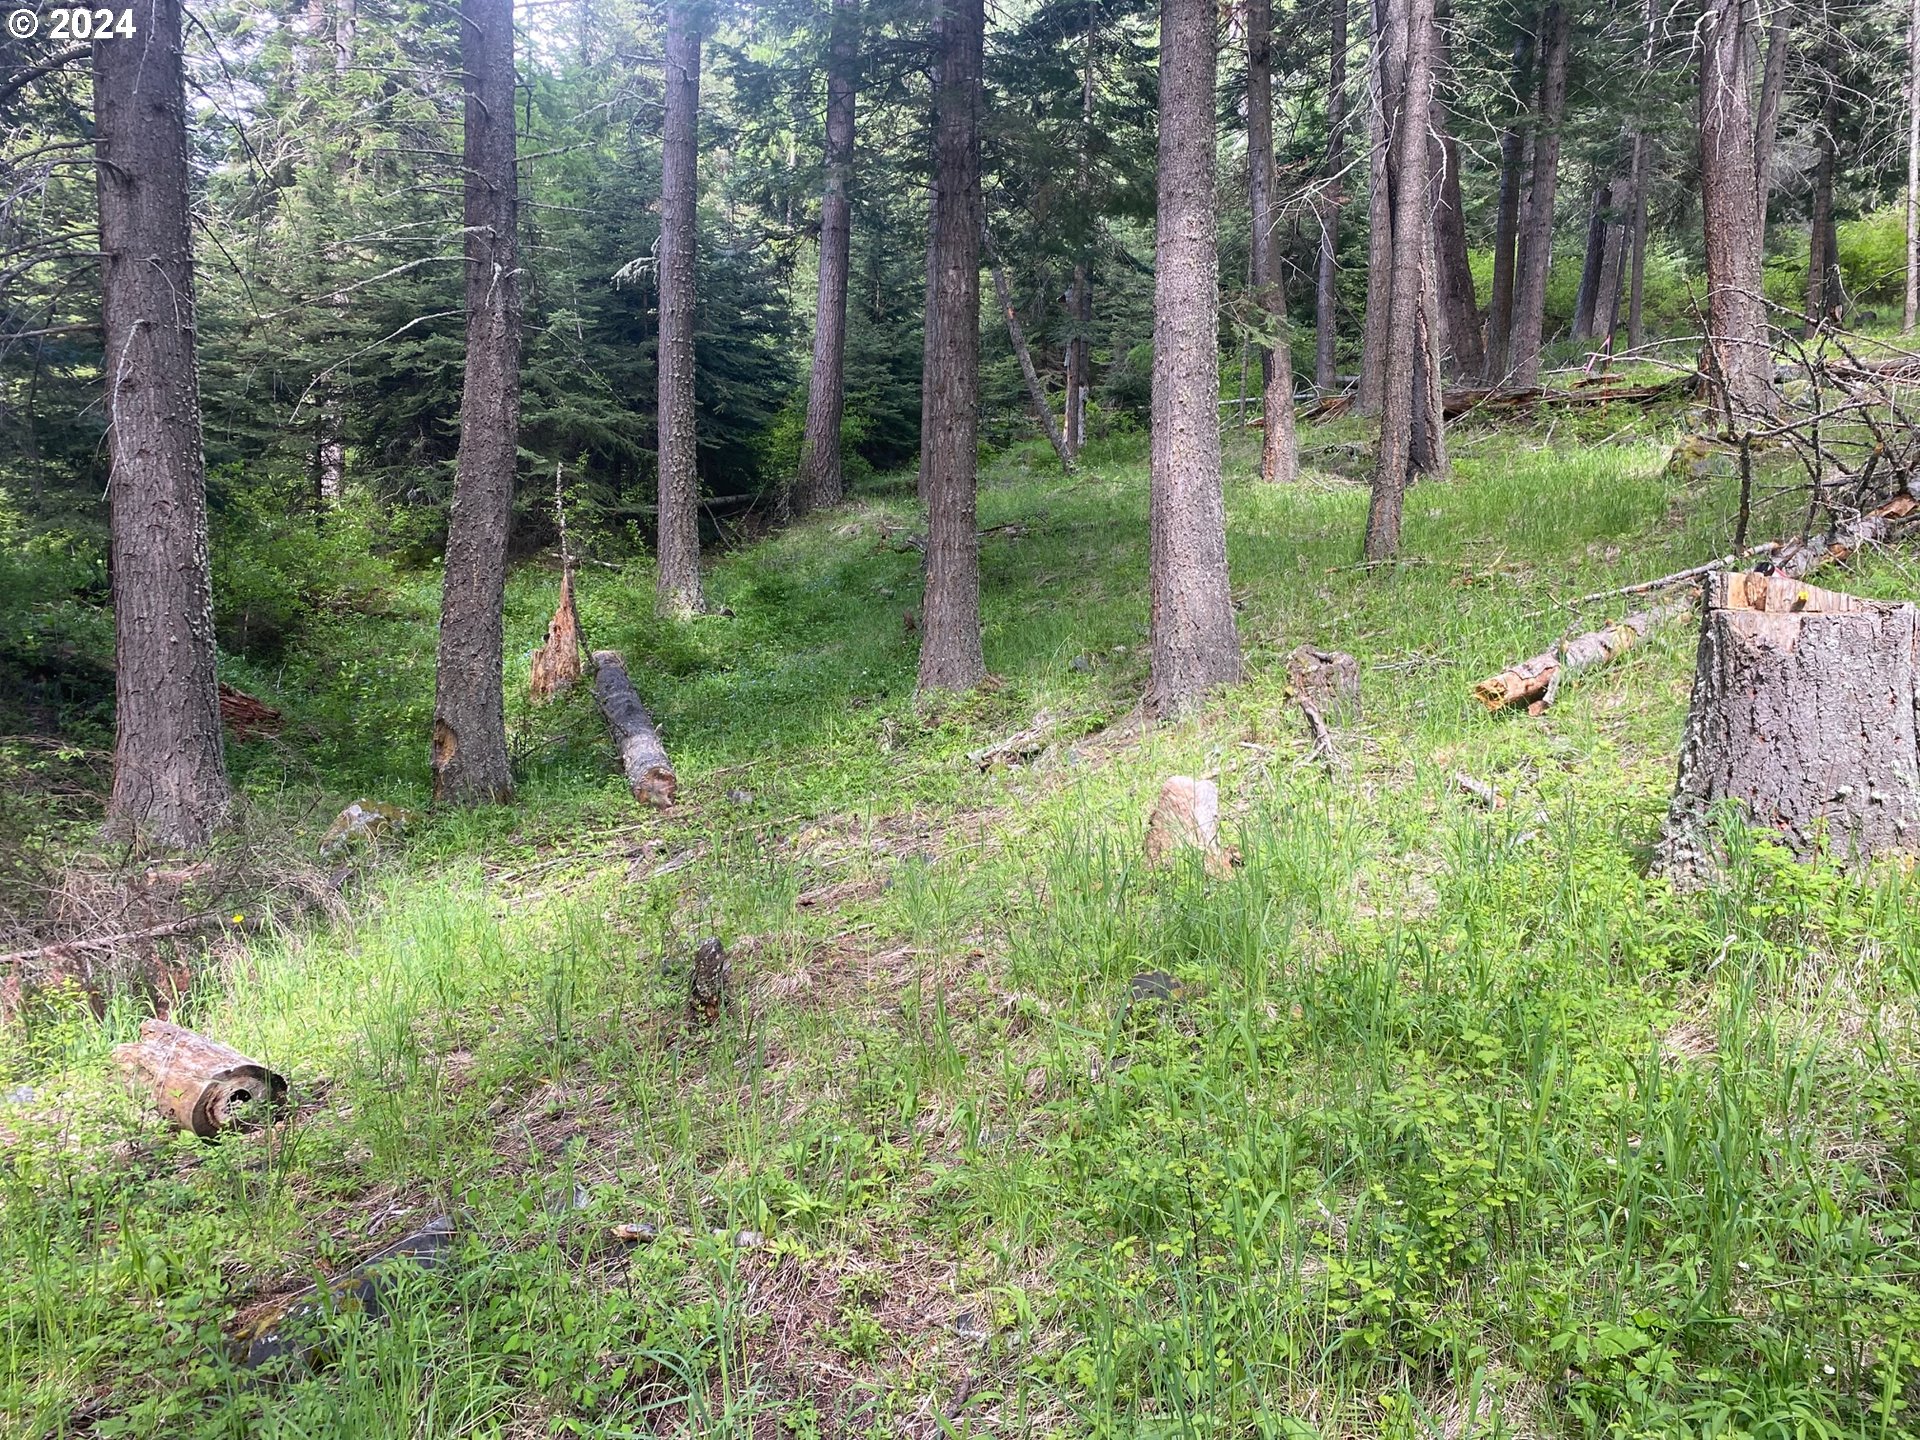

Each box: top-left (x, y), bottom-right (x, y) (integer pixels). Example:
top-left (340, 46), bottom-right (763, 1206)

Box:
top-left (7, 420), bottom-right (1920, 1439)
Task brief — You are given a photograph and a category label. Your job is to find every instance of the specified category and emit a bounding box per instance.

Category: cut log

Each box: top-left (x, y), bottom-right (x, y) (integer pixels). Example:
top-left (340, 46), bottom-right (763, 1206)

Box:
top-left (1657, 571), bottom-right (1920, 873)
top-left (530, 570), bottom-right (584, 701)
top-left (1473, 598), bottom-right (1692, 713)
top-left (591, 650), bottom-right (676, 807)
top-left (112, 1018), bottom-right (287, 1137)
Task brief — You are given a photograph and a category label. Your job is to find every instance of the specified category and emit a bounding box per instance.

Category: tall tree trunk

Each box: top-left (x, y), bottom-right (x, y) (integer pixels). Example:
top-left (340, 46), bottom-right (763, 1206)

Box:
top-left (1314, 0), bottom-right (1348, 393)
top-left (1248, 0), bottom-right (1298, 482)
top-left (431, 0), bottom-right (522, 804)
top-left (987, 237), bottom-right (1074, 470)
top-left (1505, 0), bottom-right (1569, 390)
top-left (1363, 0), bottom-right (1436, 561)
top-left (1483, 26), bottom-right (1533, 383)
top-left (1427, 12), bottom-right (1480, 379)
top-left (1908, 0), bottom-right (1919, 333)
top-left (1064, 8), bottom-right (1096, 455)
top-left (1806, 39), bottom-right (1841, 333)
top-left (1148, 0), bottom-right (1241, 714)
top-left (1594, 185), bottom-right (1627, 346)
top-left (1412, 209), bottom-right (1448, 475)
top-left (1356, 0), bottom-right (1404, 415)
top-left (1752, 3), bottom-right (1791, 220)
top-left (94, 0), bottom-right (231, 848)
top-left (797, 0), bottom-right (860, 513)
top-left (1699, 0), bottom-right (1778, 421)
top-left (655, 1), bottom-right (703, 616)
top-left (917, 0), bottom-right (986, 692)
top-left (1626, 0), bottom-right (1655, 350)
top-left (1571, 177), bottom-right (1610, 341)
top-left (917, 185), bottom-right (939, 501)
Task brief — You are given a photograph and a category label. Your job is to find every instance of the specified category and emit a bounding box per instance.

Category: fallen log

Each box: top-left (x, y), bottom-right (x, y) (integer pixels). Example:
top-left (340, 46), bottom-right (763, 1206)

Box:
top-left (1772, 494), bottom-right (1917, 578)
top-left (1473, 599), bottom-right (1693, 714)
top-left (591, 650), bottom-right (676, 807)
top-left (1475, 496), bottom-right (1920, 715)
top-left (219, 683), bottom-right (283, 740)
top-left (1300, 377), bottom-right (1688, 426)
top-left (112, 1018), bottom-right (287, 1137)
top-left (1, 911), bottom-right (255, 969)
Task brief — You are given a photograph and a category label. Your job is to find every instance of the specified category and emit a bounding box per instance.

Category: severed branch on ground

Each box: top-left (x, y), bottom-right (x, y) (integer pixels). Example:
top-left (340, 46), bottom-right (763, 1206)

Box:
top-left (591, 650), bottom-right (677, 807)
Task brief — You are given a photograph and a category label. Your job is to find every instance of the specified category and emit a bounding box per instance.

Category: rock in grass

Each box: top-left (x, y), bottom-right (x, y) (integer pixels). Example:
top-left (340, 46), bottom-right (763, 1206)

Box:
top-left (1128, 970), bottom-right (1183, 1006)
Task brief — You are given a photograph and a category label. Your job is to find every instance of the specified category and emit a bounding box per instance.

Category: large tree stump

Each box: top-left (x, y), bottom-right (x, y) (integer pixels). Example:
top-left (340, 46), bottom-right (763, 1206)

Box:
top-left (112, 1019), bottom-right (287, 1137)
top-left (1657, 570), bottom-right (1920, 873)
top-left (591, 650), bottom-right (677, 807)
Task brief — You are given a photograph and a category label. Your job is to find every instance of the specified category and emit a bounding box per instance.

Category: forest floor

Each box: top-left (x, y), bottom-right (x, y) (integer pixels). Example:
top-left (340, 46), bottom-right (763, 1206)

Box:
top-left (7, 415), bottom-right (1920, 1438)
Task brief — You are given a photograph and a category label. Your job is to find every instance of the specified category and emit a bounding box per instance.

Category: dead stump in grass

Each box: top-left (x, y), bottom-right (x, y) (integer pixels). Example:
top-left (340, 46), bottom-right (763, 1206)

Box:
top-left (1144, 777), bottom-right (1235, 877)
top-left (1657, 570), bottom-right (1920, 876)
top-left (1287, 646), bottom-right (1360, 722)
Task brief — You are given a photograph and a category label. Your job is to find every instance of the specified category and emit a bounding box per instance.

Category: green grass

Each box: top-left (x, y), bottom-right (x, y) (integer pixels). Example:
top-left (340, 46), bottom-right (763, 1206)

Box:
top-left (7, 416), bottom-right (1920, 1438)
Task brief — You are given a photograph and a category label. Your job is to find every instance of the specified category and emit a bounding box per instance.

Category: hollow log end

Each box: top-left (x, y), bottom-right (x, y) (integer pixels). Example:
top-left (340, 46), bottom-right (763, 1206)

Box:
top-left (197, 1066), bottom-right (289, 1136)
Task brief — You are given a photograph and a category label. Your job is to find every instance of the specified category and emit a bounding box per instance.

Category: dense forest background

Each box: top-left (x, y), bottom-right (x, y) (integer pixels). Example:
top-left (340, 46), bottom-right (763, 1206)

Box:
top-left (5, 0), bottom-right (1918, 757)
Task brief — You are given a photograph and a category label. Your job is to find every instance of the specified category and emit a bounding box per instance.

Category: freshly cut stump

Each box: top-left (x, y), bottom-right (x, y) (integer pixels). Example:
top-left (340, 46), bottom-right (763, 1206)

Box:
top-left (112, 1019), bottom-right (287, 1137)
top-left (1657, 570), bottom-right (1920, 874)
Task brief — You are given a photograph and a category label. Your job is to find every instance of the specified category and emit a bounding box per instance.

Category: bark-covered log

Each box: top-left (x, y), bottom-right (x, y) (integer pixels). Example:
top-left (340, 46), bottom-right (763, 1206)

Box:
top-left (1657, 572), bottom-right (1920, 873)
top-left (112, 1018), bottom-right (287, 1137)
top-left (1473, 598), bottom-right (1691, 714)
top-left (591, 651), bottom-right (676, 807)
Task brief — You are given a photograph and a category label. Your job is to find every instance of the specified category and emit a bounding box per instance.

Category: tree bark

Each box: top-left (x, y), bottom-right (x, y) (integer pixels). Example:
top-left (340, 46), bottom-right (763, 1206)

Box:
top-left (1570, 179), bottom-right (1608, 341)
top-left (1657, 571), bottom-right (1920, 875)
top-left (1412, 201), bottom-right (1448, 476)
top-left (655, 0), bottom-right (703, 616)
top-left (1808, 83), bottom-right (1837, 333)
top-left (1908, 0), bottom-right (1919, 333)
top-left (1065, 8), bottom-right (1097, 455)
top-left (1248, 0), bottom-right (1298, 482)
top-left (1483, 26), bottom-right (1534, 384)
top-left (1314, 0), bottom-right (1348, 393)
top-left (797, 0), bottom-right (859, 514)
top-left (1505, 0), bottom-right (1569, 390)
top-left (95, 0), bottom-right (231, 849)
top-left (431, 0), bottom-right (521, 806)
top-left (113, 1019), bottom-right (287, 1138)
top-left (1362, 0), bottom-right (1436, 561)
top-left (1698, 0), bottom-right (1778, 421)
top-left (1148, 0), bottom-right (1241, 714)
top-left (1428, 35), bottom-right (1480, 378)
top-left (917, 0), bottom-right (986, 692)
top-left (1356, 0), bottom-right (1403, 416)
top-left (987, 238), bottom-right (1074, 470)
top-left (1752, 2), bottom-right (1791, 220)
top-left (591, 650), bottom-right (677, 807)
top-left (1593, 188), bottom-right (1627, 346)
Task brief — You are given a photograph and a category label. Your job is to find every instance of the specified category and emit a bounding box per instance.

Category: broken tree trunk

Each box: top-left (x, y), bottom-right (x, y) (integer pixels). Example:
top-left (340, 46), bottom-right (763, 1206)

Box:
top-left (1656, 571), bottom-right (1920, 873)
top-left (1144, 776), bottom-right (1234, 876)
top-left (530, 570), bottom-right (585, 701)
top-left (112, 1018), bottom-right (287, 1137)
top-left (986, 243), bottom-right (1075, 473)
top-left (591, 650), bottom-right (677, 807)
top-left (1473, 598), bottom-right (1692, 714)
